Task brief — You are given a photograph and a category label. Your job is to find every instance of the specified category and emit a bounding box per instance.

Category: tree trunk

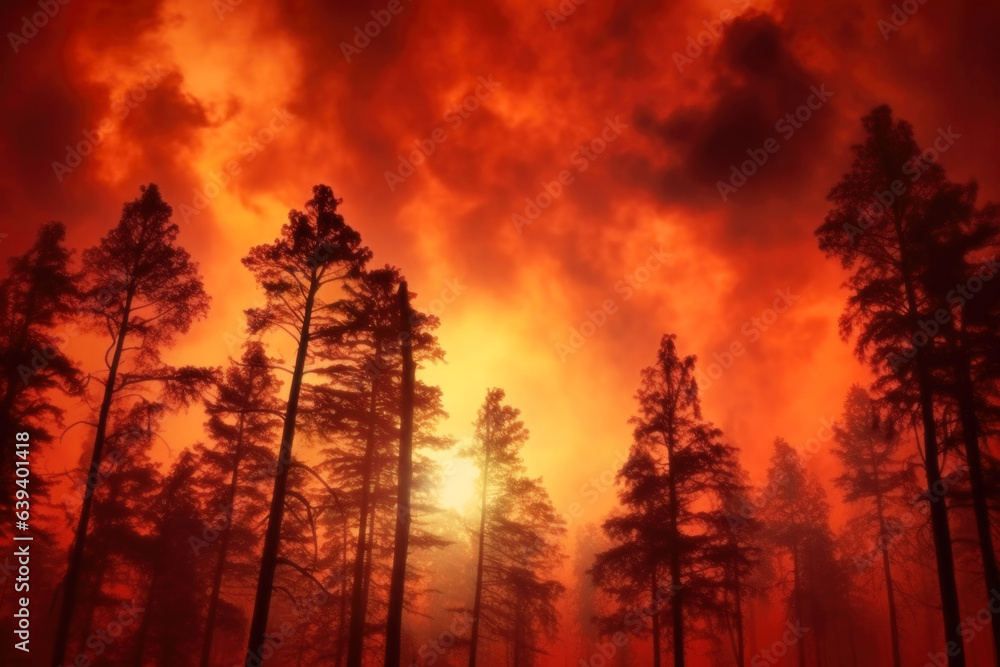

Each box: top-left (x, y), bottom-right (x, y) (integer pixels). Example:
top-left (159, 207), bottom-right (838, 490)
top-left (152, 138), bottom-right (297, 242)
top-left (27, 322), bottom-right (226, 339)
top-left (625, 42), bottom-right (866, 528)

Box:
top-left (337, 521), bottom-right (349, 667)
top-left (667, 462), bottom-right (684, 667)
top-left (347, 376), bottom-right (382, 666)
top-left (468, 427), bottom-right (491, 667)
top-left (898, 224), bottom-right (965, 667)
top-left (913, 345), bottom-right (965, 667)
top-left (875, 492), bottom-right (902, 667)
top-left (949, 338), bottom-right (1000, 663)
top-left (244, 277), bottom-right (318, 666)
top-left (384, 282), bottom-right (416, 667)
top-left (51, 290), bottom-right (133, 667)
top-left (200, 417), bottom-right (245, 667)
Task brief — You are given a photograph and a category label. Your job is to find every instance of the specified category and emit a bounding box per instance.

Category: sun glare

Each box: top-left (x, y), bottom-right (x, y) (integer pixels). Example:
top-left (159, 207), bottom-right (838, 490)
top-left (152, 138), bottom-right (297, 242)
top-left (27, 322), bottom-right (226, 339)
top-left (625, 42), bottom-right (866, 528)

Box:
top-left (435, 452), bottom-right (480, 512)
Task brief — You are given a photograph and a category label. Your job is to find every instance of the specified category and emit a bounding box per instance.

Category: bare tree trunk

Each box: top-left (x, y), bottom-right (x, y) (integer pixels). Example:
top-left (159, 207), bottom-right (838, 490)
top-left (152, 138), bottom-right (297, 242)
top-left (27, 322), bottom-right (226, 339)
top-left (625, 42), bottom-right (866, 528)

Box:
top-left (949, 339), bottom-right (1000, 663)
top-left (666, 446), bottom-right (684, 667)
top-left (336, 520), bottom-right (349, 667)
top-left (245, 278), bottom-right (318, 666)
top-left (200, 418), bottom-right (245, 667)
top-left (898, 232), bottom-right (965, 667)
top-left (384, 282), bottom-right (416, 667)
top-left (51, 290), bottom-right (133, 667)
top-left (915, 344), bottom-right (966, 667)
top-left (359, 495), bottom-right (378, 653)
top-left (468, 427), bottom-right (492, 667)
top-left (875, 492), bottom-right (902, 667)
top-left (347, 377), bottom-right (382, 666)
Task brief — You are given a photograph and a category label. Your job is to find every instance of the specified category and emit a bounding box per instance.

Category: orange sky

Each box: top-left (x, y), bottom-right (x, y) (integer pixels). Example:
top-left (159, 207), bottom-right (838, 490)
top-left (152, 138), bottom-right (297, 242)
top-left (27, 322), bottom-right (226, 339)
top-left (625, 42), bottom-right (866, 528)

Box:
top-left (4, 0), bottom-right (1000, 541)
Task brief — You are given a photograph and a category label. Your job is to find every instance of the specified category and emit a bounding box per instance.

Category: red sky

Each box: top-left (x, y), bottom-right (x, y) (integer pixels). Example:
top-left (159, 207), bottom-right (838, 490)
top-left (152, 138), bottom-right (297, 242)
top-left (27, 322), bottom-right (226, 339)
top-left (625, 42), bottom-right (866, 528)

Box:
top-left (3, 0), bottom-right (1000, 537)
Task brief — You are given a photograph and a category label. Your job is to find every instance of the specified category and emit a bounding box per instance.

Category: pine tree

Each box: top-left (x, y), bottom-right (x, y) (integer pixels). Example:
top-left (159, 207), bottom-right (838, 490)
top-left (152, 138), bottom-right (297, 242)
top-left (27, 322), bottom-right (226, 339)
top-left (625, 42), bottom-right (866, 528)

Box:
top-left (465, 388), bottom-right (565, 667)
top-left (760, 438), bottom-right (832, 667)
top-left (815, 106), bottom-right (966, 666)
top-left (0, 221), bottom-right (82, 524)
top-left (196, 342), bottom-right (282, 667)
top-left (831, 386), bottom-right (909, 667)
top-left (52, 184), bottom-right (212, 667)
top-left (310, 265), bottom-right (447, 665)
top-left (591, 334), bottom-right (742, 667)
top-left (242, 184), bottom-right (370, 666)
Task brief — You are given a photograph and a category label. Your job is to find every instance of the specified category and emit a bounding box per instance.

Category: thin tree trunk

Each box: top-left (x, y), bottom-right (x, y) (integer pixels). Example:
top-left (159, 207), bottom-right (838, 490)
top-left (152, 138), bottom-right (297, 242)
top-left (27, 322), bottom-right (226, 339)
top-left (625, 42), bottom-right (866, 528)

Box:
top-left (384, 282), bottom-right (416, 667)
top-left (337, 520), bottom-right (349, 667)
top-left (914, 345), bottom-right (966, 667)
top-left (51, 290), bottom-right (133, 667)
top-left (667, 461), bottom-right (684, 667)
top-left (245, 277), bottom-right (318, 666)
top-left (949, 339), bottom-right (1000, 663)
top-left (897, 224), bottom-right (965, 667)
top-left (468, 428), bottom-right (491, 667)
top-left (347, 378), bottom-right (382, 666)
top-left (359, 495), bottom-right (378, 653)
top-left (200, 417), bottom-right (245, 667)
top-left (875, 492), bottom-right (902, 667)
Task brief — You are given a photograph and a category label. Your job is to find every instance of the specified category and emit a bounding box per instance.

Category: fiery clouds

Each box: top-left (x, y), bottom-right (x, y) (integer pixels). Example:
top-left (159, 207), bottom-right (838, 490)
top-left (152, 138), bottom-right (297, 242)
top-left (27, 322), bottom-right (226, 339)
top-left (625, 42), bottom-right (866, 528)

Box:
top-left (3, 0), bottom-right (1000, 529)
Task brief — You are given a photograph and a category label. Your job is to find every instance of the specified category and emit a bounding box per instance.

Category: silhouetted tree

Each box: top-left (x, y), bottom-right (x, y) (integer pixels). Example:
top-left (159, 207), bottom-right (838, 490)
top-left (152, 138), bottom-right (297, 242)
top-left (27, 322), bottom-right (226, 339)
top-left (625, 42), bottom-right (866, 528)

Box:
top-left (815, 106), bottom-right (966, 666)
top-left (242, 184), bottom-right (370, 666)
top-left (195, 342), bottom-right (282, 667)
top-left (592, 334), bottom-right (742, 667)
top-left (68, 401), bottom-right (163, 663)
top-left (385, 281), bottom-right (417, 667)
top-left (713, 479), bottom-right (763, 667)
top-left (909, 176), bottom-right (1000, 661)
top-left (131, 452), bottom-right (207, 667)
top-left (52, 184), bottom-right (211, 667)
top-left (832, 385), bottom-right (910, 667)
top-left (760, 438), bottom-right (833, 667)
top-left (309, 264), bottom-right (447, 664)
top-left (0, 221), bottom-right (82, 523)
top-left (592, 447), bottom-right (670, 667)
top-left (465, 388), bottom-right (565, 667)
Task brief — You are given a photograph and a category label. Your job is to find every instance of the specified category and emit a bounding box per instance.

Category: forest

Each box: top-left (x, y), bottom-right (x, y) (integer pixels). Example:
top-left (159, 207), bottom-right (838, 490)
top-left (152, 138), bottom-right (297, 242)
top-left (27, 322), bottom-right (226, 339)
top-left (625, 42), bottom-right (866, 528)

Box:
top-left (1, 103), bottom-right (1000, 667)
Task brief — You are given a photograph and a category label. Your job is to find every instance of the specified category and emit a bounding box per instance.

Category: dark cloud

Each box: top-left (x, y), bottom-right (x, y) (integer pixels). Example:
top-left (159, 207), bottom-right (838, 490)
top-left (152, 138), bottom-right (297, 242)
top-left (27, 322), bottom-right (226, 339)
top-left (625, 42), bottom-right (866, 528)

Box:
top-left (636, 14), bottom-right (835, 210)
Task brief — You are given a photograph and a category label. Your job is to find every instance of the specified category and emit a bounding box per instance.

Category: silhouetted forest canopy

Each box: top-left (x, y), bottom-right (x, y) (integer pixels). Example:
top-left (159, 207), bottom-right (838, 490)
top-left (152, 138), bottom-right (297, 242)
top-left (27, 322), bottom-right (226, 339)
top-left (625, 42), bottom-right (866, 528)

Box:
top-left (2, 100), bottom-right (1000, 667)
